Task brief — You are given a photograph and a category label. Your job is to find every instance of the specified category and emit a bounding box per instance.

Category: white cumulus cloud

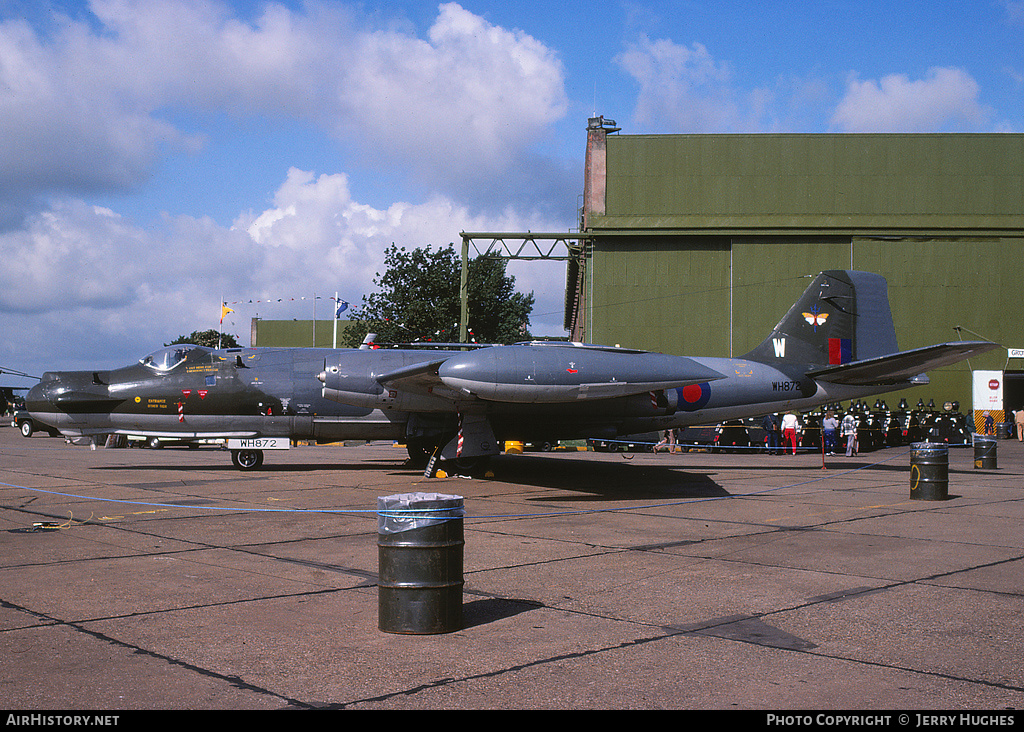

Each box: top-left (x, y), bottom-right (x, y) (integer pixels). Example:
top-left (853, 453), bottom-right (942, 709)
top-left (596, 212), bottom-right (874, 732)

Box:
top-left (831, 67), bottom-right (990, 132)
top-left (336, 3), bottom-right (567, 180)
top-left (0, 0), bottom-right (568, 212)
top-left (614, 35), bottom-right (764, 132)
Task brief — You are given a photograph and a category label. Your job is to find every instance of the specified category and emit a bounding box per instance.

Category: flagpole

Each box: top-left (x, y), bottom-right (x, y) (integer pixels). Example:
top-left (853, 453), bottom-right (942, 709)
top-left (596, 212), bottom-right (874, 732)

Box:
top-left (218, 295), bottom-right (223, 349)
top-left (333, 291), bottom-right (338, 349)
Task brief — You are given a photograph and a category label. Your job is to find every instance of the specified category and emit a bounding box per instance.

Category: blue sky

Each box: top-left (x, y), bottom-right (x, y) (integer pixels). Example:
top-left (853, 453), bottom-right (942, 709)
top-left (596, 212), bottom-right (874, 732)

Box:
top-left (1, 0), bottom-right (1022, 385)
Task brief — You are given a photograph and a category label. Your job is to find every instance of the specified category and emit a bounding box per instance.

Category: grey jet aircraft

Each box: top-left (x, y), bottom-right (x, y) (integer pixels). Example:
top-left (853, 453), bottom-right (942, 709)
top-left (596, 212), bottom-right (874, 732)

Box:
top-left (25, 270), bottom-right (997, 473)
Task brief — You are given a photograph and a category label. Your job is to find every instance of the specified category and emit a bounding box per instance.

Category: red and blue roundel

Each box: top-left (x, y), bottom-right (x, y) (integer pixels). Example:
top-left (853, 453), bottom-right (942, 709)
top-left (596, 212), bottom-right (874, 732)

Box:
top-left (676, 382), bottom-right (711, 411)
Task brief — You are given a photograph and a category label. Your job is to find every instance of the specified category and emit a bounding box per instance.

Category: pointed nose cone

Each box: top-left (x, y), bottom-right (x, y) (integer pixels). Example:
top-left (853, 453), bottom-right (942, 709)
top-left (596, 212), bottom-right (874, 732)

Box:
top-left (26, 370), bottom-right (65, 408)
top-left (27, 371), bottom-right (122, 413)
top-left (25, 381), bottom-right (48, 412)
top-left (24, 376), bottom-right (62, 432)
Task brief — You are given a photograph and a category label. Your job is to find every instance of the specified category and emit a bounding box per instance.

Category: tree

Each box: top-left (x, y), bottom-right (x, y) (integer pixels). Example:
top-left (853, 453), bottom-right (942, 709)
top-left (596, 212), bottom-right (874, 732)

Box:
top-left (343, 244), bottom-right (534, 346)
top-left (166, 329), bottom-right (240, 349)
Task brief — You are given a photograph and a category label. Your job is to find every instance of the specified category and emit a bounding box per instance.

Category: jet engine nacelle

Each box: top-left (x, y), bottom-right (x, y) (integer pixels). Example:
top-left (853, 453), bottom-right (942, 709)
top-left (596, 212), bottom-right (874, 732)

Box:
top-left (318, 363), bottom-right (383, 409)
top-left (318, 351), bottom-right (456, 413)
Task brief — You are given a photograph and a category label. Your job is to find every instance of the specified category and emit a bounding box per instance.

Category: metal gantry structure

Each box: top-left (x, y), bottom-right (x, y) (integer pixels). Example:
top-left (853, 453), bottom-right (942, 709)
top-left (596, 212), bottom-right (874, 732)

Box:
top-left (457, 231), bottom-right (592, 344)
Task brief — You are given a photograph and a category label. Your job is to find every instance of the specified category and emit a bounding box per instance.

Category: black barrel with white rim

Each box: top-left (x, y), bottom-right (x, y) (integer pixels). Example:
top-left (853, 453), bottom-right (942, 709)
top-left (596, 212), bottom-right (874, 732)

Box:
top-left (377, 492), bottom-right (465, 634)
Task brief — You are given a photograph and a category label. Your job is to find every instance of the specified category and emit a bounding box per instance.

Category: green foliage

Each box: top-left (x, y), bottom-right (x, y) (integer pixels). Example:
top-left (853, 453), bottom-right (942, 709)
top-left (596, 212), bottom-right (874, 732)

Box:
top-left (166, 329), bottom-right (240, 349)
top-left (343, 244), bottom-right (534, 347)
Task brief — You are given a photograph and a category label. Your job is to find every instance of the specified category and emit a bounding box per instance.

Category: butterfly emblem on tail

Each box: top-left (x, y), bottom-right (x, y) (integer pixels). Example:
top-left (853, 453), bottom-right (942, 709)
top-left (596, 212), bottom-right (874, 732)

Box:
top-left (803, 304), bottom-right (828, 331)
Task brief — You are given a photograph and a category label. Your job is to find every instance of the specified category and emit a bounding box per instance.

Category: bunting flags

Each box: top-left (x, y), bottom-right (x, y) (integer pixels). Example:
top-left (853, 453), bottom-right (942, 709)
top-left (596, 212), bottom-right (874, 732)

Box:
top-left (217, 294), bottom-right (353, 328)
top-left (219, 295), bottom-right (352, 309)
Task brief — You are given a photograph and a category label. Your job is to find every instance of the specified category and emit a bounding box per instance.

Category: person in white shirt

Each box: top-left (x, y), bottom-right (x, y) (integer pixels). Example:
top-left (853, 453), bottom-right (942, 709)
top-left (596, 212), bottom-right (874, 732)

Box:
top-left (781, 411), bottom-right (800, 455)
top-left (841, 413), bottom-right (858, 457)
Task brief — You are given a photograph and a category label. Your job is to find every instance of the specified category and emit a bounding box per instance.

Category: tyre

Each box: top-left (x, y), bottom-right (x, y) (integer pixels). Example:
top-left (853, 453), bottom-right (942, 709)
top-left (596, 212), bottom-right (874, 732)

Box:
top-left (231, 449), bottom-right (264, 470)
top-left (19, 420), bottom-right (33, 438)
top-left (446, 454), bottom-right (490, 474)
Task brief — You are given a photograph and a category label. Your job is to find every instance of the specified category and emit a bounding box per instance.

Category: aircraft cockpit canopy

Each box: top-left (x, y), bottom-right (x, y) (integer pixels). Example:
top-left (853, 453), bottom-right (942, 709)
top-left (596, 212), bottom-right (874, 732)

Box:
top-left (140, 344), bottom-right (211, 372)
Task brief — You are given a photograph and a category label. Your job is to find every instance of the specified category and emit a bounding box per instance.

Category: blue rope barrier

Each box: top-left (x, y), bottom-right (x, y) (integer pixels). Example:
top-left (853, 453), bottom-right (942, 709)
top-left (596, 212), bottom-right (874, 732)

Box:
top-left (1, 449), bottom-right (912, 522)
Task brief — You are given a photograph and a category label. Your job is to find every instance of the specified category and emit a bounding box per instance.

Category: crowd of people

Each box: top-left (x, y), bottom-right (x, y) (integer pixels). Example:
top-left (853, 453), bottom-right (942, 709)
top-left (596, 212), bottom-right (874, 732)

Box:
top-left (760, 409), bottom-right (859, 456)
top-left (650, 401), bottom-right (1024, 456)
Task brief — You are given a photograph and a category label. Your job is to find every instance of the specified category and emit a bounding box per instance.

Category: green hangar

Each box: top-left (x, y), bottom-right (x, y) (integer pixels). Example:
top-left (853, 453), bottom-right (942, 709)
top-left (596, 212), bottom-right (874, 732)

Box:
top-left (570, 118), bottom-right (1024, 426)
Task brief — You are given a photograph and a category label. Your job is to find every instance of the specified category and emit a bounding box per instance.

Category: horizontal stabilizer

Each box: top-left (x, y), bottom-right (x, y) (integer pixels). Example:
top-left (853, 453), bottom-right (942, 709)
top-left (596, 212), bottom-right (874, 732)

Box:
top-left (806, 341), bottom-right (998, 386)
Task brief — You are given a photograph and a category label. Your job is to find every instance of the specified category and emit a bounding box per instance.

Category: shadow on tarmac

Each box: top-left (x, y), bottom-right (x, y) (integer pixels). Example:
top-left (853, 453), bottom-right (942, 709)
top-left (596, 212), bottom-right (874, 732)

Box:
top-left (472, 454), bottom-right (729, 501)
top-left (462, 597), bottom-right (545, 629)
top-left (89, 460), bottom-right (398, 473)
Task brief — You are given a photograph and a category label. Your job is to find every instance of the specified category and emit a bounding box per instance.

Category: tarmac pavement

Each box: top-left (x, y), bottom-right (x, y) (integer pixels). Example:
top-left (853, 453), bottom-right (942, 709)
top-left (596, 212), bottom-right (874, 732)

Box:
top-left (2, 425), bottom-right (1023, 711)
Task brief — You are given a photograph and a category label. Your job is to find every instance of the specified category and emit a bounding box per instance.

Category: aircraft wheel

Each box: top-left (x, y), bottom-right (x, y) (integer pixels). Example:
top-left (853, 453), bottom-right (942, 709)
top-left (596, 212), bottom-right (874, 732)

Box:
top-left (231, 449), bottom-right (264, 470)
top-left (447, 455), bottom-right (490, 474)
top-left (148, 437), bottom-right (162, 449)
top-left (19, 421), bottom-right (33, 438)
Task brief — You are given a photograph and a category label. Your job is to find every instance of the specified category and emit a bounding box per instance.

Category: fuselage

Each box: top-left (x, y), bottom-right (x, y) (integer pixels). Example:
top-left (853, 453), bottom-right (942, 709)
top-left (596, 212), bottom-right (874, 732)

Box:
top-left (26, 343), bottom-right (908, 447)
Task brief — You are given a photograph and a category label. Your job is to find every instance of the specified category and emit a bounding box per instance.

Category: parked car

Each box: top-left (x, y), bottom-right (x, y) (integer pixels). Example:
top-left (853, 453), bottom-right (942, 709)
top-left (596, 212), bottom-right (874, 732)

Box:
top-left (11, 409), bottom-right (60, 438)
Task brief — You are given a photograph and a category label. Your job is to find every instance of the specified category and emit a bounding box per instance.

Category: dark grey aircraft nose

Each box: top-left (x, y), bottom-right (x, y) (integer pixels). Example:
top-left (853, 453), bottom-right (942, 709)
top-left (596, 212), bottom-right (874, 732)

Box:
top-left (26, 371), bottom-right (122, 413)
top-left (25, 380), bottom-right (49, 412)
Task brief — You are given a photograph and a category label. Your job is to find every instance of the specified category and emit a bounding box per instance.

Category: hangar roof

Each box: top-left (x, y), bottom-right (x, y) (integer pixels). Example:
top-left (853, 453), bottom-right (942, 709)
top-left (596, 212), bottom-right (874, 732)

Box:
top-left (590, 133), bottom-right (1024, 237)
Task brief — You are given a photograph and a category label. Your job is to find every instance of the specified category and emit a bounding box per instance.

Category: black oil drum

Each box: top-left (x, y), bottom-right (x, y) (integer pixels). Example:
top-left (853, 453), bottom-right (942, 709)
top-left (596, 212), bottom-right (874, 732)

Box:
top-left (378, 492), bottom-right (464, 634)
top-left (910, 442), bottom-right (948, 501)
top-left (973, 434), bottom-right (997, 469)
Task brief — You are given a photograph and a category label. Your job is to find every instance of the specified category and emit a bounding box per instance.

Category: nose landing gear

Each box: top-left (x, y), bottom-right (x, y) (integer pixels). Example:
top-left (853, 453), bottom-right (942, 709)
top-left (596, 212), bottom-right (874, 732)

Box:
top-left (231, 449), bottom-right (264, 470)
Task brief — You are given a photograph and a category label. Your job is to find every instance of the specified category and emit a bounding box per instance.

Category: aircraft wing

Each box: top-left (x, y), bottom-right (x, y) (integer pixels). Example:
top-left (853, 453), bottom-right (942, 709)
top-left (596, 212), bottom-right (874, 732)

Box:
top-left (806, 341), bottom-right (999, 386)
top-left (372, 347), bottom-right (728, 404)
top-left (433, 345), bottom-right (726, 403)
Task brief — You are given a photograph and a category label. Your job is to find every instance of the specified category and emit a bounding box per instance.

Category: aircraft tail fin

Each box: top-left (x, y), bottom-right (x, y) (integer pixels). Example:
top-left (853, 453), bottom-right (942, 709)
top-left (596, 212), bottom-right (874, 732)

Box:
top-left (743, 270), bottom-right (899, 367)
